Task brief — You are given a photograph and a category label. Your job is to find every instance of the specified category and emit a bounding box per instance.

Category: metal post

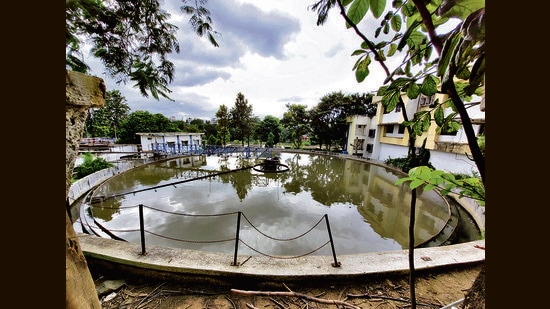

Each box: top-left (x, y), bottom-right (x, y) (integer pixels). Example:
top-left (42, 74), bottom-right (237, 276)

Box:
top-left (232, 212), bottom-right (242, 266)
top-left (139, 204), bottom-right (146, 255)
top-left (324, 214), bottom-right (341, 267)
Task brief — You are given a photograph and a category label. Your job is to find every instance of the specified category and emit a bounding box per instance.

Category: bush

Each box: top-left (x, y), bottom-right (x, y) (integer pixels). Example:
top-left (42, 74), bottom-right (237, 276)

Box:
top-left (73, 152), bottom-right (114, 181)
top-left (384, 156), bottom-right (435, 173)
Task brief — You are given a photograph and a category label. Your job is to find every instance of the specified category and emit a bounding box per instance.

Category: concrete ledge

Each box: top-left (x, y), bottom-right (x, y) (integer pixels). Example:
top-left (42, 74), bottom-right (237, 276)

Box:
top-left (78, 233), bottom-right (485, 283)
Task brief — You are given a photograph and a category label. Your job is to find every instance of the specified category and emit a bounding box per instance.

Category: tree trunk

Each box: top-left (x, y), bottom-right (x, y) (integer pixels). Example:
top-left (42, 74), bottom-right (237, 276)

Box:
top-left (461, 264), bottom-right (485, 308)
top-left (66, 70), bottom-right (106, 309)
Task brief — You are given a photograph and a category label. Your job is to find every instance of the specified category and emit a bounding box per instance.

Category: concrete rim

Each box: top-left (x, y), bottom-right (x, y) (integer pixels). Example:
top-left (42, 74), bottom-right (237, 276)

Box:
top-left (79, 233), bottom-right (485, 282)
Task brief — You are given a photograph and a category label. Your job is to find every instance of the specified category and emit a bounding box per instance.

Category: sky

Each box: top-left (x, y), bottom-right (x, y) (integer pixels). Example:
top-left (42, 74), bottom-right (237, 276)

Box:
top-left (84, 0), bottom-right (397, 121)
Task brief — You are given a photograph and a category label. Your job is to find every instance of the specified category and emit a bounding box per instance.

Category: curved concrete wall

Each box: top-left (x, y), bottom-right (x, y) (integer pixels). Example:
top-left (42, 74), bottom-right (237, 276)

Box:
top-left (67, 161), bottom-right (135, 205)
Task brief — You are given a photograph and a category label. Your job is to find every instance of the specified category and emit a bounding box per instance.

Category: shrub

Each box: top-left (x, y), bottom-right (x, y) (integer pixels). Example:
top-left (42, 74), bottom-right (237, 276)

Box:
top-left (73, 152), bottom-right (114, 181)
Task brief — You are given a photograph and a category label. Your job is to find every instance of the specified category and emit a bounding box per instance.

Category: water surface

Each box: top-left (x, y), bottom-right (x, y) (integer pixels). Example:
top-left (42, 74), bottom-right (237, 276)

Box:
top-left (86, 152), bottom-right (451, 256)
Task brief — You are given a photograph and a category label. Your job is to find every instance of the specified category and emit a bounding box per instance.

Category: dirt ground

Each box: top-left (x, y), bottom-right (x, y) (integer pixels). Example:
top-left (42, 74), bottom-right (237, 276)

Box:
top-left (95, 262), bottom-right (483, 309)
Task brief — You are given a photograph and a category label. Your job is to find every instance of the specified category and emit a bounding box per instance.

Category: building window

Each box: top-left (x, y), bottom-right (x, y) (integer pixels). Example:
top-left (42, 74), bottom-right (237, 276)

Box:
top-left (366, 144), bottom-right (373, 153)
top-left (386, 124), bottom-right (394, 134)
top-left (368, 129), bottom-right (376, 138)
top-left (354, 138), bottom-right (365, 150)
top-left (398, 125), bottom-right (405, 134)
top-left (418, 94), bottom-right (434, 108)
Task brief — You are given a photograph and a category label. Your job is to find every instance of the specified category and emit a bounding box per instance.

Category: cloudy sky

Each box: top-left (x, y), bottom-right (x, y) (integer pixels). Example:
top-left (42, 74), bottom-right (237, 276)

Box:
top-left (84, 0), bottom-right (395, 121)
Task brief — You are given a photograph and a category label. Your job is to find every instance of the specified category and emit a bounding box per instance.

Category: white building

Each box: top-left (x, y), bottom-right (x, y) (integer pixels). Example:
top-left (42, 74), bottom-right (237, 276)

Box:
top-left (136, 132), bottom-right (204, 154)
top-left (346, 93), bottom-right (485, 176)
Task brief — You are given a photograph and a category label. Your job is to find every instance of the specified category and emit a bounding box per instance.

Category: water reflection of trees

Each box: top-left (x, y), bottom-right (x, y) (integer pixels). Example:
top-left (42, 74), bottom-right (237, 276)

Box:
top-left (279, 153), bottom-right (365, 206)
top-left (86, 153), bottom-right (452, 250)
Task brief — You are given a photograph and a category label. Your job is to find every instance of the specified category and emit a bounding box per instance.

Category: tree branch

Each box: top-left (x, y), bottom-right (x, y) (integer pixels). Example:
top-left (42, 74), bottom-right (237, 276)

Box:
top-left (412, 0), bottom-right (443, 53)
top-left (335, 0), bottom-right (391, 78)
top-left (231, 289), bottom-right (361, 309)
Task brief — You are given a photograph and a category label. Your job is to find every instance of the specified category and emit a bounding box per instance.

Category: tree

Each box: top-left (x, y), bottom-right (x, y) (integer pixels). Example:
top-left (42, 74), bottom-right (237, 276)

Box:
top-left (255, 115), bottom-right (283, 147)
top-left (215, 104), bottom-right (231, 147)
top-left (349, 92), bottom-right (376, 117)
top-left (117, 110), bottom-right (178, 144)
top-left (202, 120), bottom-right (219, 146)
top-left (229, 92), bottom-right (255, 146)
top-left (310, 0), bottom-right (485, 308)
top-left (85, 89), bottom-right (130, 139)
top-left (309, 91), bottom-right (350, 150)
top-left (281, 103), bottom-right (310, 149)
top-left (309, 91), bottom-right (374, 150)
top-left (66, 1), bottom-right (219, 307)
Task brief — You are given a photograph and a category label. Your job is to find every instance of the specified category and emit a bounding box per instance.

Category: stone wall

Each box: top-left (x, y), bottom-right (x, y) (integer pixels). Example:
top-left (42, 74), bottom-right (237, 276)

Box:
top-left (66, 70), bottom-right (106, 199)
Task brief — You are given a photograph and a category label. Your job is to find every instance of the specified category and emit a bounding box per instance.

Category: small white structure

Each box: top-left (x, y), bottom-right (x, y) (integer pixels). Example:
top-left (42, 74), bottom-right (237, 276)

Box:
top-left (136, 132), bottom-right (204, 154)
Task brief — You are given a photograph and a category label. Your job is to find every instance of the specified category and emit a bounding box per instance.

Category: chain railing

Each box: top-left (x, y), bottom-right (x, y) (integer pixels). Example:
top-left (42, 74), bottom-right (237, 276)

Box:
top-left (80, 202), bottom-right (341, 267)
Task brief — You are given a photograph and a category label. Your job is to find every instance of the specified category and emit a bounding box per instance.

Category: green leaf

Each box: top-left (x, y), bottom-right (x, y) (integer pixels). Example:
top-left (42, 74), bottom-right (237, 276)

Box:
top-left (424, 183), bottom-right (436, 191)
top-left (375, 50), bottom-right (386, 61)
top-left (382, 89), bottom-right (400, 112)
top-left (355, 55), bottom-right (371, 82)
top-left (397, 22), bottom-right (420, 50)
top-left (420, 75), bottom-right (439, 96)
top-left (342, 0), bottom-right (354, 6)
top-left (383, 22), bottom-right (390, 34)
top-left (407, 31), bottom-right (426, 48)
top-left (437, 30), bottom-right (460, 77)
top-left (456, 66), bottom-right (470, 79)
top-left (410, 179), bottom-right (424, 189)
top-left (370, 0), bottom-right (386, 19)
top-left (412, 120), bottom-right (423, 136)
top-left (421, 113), bottom-right (431, 131)
top-left (395, 177), bottom-right (412, 185)
top-left (392, 0), bottom-right (403, 9)
top-left (351, 49), bottom-right (367, 56)
top-left (406, 82), bottom-right (420, 99)
top-left (448, 120), bottom-right (461, 131)
top-left (416, 166), bottom-right (432, 180)
top-left (469, 54), bottom-right (485, 89)
top-left (348, 0), bottom-right (370, 25)
top-left (387, 43), bottom-right (397, 57)
top-left (439, 0), bottom-right (485, 20)
top-left (401, 2), bottom-right (416, 17)
top-left (390, 14), bottom-right (402, 31)
top-left (434, 105), bottom-right (444, 126)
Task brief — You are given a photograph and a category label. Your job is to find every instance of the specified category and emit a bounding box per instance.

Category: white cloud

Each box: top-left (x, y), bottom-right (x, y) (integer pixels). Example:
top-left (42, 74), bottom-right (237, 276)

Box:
top-left (86, 0), bottom-right (395, 121)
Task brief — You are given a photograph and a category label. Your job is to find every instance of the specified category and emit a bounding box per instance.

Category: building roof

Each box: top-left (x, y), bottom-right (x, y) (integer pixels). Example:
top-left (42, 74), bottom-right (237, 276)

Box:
top-left (136, 132), bottom-right (204, 137)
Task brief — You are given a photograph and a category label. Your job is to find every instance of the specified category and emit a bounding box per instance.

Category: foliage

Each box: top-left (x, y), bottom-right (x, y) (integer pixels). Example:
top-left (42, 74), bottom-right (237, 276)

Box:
top-left (281, 103), bottom-right (310, 149)
top-left (117, 110), bottom-right (179, 143)
top-left (72, 152), bottom-right (113, 180)
top-left (349, 92), bottom-right (377, 117)
top-left (265, 132), bottom-right (275, 148)
top-left (477, 133), bottom-right (485, 157)
top-left (207, 134), bottom-right (218, 146)
top-left (215, 104), bottom-right (231, 147)
top-left (66, 0), bottom-right (219, 100)
top-left (255, 115), bottom-right (283, 146)
top-left (309, 91), bottom-right (350, 150)
top-left (310, 1), bottom-right (486, 307)
top-left (85, 90), bottom-right (130, 139)
top-left (311, 0), bottom-right (485, 178)
top-left (384, 155), bottom-right (435, 173)
top-left (395, 166), bottom-right (485, 206)
top-left (229, 92), bottom-right (256, 146)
